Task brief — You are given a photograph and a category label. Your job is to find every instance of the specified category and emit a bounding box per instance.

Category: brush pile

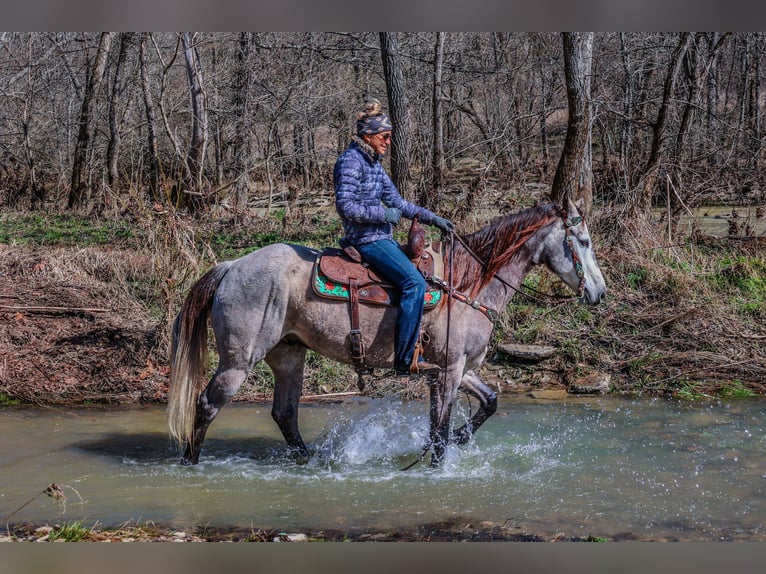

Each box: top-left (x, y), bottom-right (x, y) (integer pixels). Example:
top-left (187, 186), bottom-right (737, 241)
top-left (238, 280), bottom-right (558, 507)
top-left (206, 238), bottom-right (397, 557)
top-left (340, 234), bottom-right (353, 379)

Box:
top-left (0, 246), bottom-right (168, 404)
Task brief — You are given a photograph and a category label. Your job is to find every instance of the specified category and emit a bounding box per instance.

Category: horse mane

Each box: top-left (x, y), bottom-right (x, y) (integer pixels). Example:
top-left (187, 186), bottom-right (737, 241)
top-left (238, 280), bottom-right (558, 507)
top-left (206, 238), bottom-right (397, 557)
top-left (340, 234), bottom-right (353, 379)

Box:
top-left (447, 202), bottom-right (566, 295)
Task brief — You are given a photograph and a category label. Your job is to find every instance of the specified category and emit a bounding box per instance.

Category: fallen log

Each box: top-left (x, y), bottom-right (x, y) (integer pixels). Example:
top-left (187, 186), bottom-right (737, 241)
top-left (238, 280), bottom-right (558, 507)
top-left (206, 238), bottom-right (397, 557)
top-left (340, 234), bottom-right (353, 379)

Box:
top-left (0, 305), bottom-right (109, 314)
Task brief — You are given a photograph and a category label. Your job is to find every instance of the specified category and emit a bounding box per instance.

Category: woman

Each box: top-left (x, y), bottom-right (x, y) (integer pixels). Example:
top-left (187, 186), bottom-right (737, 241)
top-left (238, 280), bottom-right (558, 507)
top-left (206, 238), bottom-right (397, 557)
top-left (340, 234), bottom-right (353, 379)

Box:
top-left (333, 98), bottom-right (454, 376)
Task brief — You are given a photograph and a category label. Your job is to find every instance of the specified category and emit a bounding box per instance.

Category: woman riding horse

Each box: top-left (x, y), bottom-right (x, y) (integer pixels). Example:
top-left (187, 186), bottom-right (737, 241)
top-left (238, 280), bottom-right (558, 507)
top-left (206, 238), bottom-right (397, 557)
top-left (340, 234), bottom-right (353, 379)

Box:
top-left (333, 98), bottom-right (454, 376)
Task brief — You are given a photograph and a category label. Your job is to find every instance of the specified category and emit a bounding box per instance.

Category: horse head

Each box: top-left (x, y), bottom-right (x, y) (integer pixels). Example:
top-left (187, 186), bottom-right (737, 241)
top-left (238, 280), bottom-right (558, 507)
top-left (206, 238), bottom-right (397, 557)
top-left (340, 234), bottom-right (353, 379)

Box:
top-left (540, 198), bottom-right (607, 305)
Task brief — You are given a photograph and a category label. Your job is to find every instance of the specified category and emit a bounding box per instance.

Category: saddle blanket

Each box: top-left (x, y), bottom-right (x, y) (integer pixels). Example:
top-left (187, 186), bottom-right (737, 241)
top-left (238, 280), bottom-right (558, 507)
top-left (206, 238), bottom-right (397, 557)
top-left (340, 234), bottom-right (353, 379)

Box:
top-left (312, 247), bottom-right (443, 308)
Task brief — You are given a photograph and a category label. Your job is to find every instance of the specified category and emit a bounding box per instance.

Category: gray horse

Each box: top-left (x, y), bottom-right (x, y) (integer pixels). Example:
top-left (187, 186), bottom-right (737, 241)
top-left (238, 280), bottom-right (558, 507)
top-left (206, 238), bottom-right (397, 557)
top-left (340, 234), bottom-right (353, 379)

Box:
top-left (168, 200), bottom-right (606, 466)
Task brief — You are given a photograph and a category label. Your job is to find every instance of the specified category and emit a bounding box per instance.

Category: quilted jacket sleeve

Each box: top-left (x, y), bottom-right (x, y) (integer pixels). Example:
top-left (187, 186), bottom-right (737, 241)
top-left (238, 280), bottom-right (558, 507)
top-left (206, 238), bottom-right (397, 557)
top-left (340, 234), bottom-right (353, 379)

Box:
top-left (380, 170), bottom-right (438, 225)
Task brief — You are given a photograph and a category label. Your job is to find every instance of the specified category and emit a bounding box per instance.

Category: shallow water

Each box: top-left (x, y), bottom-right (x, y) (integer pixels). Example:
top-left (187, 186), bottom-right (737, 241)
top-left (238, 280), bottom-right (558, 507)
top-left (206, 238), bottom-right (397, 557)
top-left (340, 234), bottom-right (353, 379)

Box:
top-left (1, 396), bottom-right (765, 540)
top-left (654, 204), bottom-right (766, 237)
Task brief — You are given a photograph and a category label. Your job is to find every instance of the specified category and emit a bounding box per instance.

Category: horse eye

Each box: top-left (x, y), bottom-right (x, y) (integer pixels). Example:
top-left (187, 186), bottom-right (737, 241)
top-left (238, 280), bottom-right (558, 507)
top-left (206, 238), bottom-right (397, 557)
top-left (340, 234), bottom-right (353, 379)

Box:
top-left (579, 239), bottom-right (590, 248)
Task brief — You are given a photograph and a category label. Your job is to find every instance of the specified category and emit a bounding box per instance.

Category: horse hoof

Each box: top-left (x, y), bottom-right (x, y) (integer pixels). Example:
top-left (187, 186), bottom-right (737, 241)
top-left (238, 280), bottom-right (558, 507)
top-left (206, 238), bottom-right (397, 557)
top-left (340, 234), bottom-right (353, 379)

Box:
top-left (291, 448), bottom-right (313, 465)
top-left (450, 428), bottom-right (473, 446)
top-left (180, 457), bottom-right (197, 466)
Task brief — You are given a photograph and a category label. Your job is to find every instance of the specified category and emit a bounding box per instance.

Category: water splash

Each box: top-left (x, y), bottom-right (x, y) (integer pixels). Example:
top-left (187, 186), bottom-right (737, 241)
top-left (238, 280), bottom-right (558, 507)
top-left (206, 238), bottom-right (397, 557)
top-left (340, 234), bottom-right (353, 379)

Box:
top-left (312, 399), bottom-right (429, 467)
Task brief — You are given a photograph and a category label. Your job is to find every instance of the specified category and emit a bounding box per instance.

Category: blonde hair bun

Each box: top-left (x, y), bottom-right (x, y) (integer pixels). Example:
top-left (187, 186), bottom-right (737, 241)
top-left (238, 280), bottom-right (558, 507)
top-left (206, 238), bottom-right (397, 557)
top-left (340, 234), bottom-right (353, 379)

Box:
top-left (357, 98), bottom-right (383, 120)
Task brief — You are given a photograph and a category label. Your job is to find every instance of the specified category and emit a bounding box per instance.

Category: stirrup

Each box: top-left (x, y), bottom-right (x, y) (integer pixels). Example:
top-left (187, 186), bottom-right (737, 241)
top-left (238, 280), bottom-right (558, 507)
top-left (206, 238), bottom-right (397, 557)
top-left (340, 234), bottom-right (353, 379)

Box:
top-left (410, 360), bottom-right (441, 375)
top-left (395, 358), bottom-right (442, 377)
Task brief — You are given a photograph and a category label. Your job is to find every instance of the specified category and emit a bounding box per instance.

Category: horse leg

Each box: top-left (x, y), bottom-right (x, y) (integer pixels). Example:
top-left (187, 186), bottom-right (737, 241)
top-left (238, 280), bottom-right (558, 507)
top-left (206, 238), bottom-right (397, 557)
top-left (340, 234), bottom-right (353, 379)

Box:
top-left (182, 366), bottom-right (249, 465)
top-left (452, 370), bottom-right (498, 446)
top-left (427, 368), bottom-right (462, 466)
top-left (265, 341), bottom-right (311, 463)
top-left (428, 381), bottom-right (452, 466)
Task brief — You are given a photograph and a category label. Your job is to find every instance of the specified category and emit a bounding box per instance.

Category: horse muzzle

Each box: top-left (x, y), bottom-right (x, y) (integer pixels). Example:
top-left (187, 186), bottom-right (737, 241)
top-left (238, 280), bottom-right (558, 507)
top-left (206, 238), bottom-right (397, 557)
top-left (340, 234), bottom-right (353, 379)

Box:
top-left (580, 286), bottom-right (607, 305)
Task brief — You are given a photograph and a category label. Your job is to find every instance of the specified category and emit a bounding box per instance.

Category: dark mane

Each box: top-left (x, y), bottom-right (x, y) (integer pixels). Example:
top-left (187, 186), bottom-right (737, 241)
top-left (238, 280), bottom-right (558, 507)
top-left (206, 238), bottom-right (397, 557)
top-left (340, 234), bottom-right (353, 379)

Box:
top-left (448, 203), bottom-right (566, 295)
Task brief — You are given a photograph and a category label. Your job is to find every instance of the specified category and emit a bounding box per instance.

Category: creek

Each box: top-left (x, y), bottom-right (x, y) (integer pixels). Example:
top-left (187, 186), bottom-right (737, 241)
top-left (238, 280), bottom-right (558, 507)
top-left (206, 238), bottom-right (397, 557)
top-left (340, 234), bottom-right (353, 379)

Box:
top-left (1, 396), bottom-right (765, 540)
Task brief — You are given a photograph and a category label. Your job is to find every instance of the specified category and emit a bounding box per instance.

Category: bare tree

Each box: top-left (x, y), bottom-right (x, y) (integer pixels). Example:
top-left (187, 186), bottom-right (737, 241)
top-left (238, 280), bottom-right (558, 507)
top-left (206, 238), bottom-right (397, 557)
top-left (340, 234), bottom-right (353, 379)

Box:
top-left (67, 32), bottom-right (114, 208)
top-left (105, 32), bottom-right (134, 199)
top-left (634, 32), bottom-right (692, 216)
top-left (379, 32), bottom-right (413, 198)
top-left (551, 32), bottom-right (594, 213)
top-left (139, 33), bottom-right (161, 201)
top-left (181, 32), bottom-right (208, 210)
top-left (231, 32), bottom-right (253, 211)
top-left (21, 34), bottom-right (44, 208)
top-left (428, 32), bottom-right (446, 209)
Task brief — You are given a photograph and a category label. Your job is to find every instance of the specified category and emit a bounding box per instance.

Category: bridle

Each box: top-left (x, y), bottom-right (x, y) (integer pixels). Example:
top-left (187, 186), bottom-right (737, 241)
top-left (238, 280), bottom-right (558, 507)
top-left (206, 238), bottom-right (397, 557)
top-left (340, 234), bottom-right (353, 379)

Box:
top-left (563, 215), bottom-right (586, 298)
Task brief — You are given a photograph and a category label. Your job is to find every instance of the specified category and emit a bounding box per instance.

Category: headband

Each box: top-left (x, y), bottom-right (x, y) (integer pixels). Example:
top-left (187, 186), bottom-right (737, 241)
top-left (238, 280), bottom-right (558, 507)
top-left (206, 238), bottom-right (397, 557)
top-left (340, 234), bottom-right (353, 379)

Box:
top-left (356, 113), bottom-right (393, 136)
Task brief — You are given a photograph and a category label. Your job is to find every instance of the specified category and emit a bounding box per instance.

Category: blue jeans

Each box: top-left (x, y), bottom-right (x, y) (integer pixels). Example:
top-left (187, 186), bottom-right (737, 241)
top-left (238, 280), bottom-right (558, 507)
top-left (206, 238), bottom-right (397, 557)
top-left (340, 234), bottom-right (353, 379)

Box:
top-left (356, 239), bottom-right (426, 370)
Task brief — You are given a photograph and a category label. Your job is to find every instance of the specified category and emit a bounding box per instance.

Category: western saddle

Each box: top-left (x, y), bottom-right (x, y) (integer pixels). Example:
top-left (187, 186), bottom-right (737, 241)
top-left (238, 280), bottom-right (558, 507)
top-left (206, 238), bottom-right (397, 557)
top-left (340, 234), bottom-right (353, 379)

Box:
top-left (312, 217), bottom-right (444, 369)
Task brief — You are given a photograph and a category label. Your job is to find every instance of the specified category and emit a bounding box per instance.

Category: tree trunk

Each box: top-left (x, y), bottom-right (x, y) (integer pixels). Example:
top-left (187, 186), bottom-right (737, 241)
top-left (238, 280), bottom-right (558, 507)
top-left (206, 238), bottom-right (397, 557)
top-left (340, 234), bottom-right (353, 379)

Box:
top-left (428, 32), bottom-right (446, 210)
top-left (67, 32), bottom-right (114, 209)
top-left (231, 32), bottom-right (252, 211)
top-left (182, 32), bottom-right (208, 210)
top-left (619, 33), bottom-right (635, 186)
top-left (379, 32), bottom-right (413, 198)
top-left (635, 32), bottom-right (692, 216)
top-left (705, 32), bottom-right (720, 160)
top-left (106, 33), bottom-right (133, 196)
top-left (746, 34), bottom-right (761, 179)
top-left (139, 33), bottom-right (161, 202)
top-left (22, 34), bottom-right (43, 208)
top-left (551, 32), bottom-right (594, 214)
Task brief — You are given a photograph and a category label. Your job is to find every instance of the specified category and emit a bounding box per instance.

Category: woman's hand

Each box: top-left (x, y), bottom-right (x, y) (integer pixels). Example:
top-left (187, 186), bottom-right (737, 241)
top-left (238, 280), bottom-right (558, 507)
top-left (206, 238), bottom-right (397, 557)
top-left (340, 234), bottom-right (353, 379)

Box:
top-left (384, 207), bottom-right (402, 224)
top-left (431, 216), bottom-right (454, 233)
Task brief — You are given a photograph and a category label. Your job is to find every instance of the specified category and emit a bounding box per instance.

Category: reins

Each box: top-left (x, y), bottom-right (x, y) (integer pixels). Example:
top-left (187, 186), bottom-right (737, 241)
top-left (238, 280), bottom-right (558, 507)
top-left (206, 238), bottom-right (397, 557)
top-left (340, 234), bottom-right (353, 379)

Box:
top-left (401, 231), bottom-right (453, 472)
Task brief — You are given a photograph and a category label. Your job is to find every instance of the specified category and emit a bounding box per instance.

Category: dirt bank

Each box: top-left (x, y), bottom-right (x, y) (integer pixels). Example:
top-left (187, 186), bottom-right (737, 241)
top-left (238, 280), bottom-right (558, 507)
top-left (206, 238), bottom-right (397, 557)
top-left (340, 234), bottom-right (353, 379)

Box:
top-left (2, 236), bottom-right (765, 405)
top-left (0, 245), bottom-right (170, 404)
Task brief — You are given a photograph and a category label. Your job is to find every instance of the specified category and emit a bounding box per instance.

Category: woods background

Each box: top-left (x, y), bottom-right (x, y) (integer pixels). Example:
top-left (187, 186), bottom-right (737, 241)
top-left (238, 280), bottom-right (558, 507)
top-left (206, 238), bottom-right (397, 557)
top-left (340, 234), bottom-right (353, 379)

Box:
top-left (1, 32), bottom-right (763, 233)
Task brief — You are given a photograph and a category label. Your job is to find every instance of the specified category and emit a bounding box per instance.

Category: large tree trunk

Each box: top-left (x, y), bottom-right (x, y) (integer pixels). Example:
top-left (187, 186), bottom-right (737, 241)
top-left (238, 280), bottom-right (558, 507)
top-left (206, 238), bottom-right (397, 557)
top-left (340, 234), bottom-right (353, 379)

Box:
top-left (139, 33), bottom-right (161, 202)
top-left (182, 32), bottom-right (208, 211)
top-left (551, 32), bottom-right (594, 214)
top-left (67, 32), bottom-right (114, 209)
top-left (379, 32), bottom-right (413, 199)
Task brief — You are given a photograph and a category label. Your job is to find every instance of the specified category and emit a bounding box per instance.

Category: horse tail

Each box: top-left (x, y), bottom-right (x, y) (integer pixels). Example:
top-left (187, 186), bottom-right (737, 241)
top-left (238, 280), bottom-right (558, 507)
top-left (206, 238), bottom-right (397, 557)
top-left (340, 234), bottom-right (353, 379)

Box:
top-left (167, 262), bottom-right (232, 446)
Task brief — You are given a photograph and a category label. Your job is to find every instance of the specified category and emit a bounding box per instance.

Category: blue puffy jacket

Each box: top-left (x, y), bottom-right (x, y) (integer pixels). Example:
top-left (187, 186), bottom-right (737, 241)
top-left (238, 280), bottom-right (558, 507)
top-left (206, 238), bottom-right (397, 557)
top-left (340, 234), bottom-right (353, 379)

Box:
top-left (333, 139), bottom-right (438, 246)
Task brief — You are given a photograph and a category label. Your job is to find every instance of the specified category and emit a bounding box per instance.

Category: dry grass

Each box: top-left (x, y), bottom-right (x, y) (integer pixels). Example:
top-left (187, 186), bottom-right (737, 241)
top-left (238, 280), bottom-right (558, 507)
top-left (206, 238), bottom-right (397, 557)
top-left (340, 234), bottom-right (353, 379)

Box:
top-left (0, 245), bottom-right (169, 404)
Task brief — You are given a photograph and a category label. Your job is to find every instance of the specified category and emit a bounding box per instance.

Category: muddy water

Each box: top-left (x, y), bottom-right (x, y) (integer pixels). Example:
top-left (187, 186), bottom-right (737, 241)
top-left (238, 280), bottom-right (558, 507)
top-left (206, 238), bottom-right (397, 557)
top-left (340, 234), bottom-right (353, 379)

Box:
top-left (2, 396), bottom-right (765, 540)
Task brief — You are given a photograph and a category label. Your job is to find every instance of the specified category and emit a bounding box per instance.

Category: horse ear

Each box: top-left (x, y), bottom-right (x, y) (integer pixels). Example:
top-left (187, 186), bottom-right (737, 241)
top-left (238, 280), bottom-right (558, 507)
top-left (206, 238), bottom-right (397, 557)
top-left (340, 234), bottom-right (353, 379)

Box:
top-left (566, 196), bottom-right (580, 216)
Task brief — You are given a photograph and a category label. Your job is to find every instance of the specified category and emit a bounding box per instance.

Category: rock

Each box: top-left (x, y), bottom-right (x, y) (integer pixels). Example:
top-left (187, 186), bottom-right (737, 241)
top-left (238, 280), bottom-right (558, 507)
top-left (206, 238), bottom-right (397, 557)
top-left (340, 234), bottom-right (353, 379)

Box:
top-left (529, 389), bottom-right (568, 400)
top-left (273, 533), bottom-right (309, 542)
top-left (497, 343), bottom-right (556, 361)
top-left (285, 533), bottom-right (309, 542)
top-left (569, 372), bottom-right (611, 394)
